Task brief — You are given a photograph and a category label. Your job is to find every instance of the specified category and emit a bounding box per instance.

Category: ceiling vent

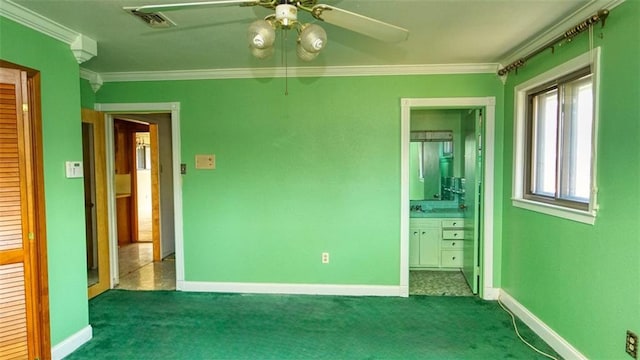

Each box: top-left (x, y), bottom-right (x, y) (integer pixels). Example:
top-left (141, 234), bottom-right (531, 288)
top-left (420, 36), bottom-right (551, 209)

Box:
top-left (126, 9), bottom-right (175, 28)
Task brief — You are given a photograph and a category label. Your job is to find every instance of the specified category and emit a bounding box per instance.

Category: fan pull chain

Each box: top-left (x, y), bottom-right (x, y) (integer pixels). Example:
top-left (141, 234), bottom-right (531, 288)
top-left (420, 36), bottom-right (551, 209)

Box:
top-left (284, 28), bottom-right (289, 95)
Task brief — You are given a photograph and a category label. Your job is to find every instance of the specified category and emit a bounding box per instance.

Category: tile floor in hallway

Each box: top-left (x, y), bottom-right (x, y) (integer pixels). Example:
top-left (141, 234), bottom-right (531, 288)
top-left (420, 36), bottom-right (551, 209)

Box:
top-left (116, 242), bottom-right (176, 291)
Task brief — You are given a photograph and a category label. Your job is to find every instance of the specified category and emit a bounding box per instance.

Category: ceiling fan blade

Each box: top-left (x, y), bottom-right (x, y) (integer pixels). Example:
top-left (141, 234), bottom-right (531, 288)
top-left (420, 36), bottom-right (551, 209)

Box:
top-left (129, 0), bottom-right (261, 14)
top-left (310, 4), bottom-right (409, 43)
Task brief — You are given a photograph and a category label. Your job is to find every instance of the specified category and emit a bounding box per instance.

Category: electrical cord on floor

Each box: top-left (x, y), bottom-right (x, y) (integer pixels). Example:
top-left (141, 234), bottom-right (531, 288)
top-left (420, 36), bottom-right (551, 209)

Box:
top-left (497, 296), bottom-right (559, 360)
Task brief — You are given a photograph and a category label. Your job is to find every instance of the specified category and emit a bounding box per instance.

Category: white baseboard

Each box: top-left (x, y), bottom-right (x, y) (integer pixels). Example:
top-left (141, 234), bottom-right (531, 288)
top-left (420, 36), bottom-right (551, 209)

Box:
top-left (51, 325), bottom-right (92, 360)
top-left (181, 281), bottom-right (405, 297)
top-left (482, 287), bottom-right (500, 300)
top-left (499, 290), bottom-right (587, 360)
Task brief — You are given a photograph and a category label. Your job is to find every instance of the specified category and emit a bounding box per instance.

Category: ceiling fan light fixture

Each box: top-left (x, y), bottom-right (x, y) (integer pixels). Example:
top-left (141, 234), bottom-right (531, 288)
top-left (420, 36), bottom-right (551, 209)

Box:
top-left (247, 19), bottom-right (275, 49)
top-left (296, 44), bottom-right (319, 61)
top-left (126, 0), bottom-right (410, 65)
top-left (275, 4), bottom-right (297, 28)
top-left (298, 23), bottom-right (327, 53)
top-left (250, 45), bottom-right (275, 59)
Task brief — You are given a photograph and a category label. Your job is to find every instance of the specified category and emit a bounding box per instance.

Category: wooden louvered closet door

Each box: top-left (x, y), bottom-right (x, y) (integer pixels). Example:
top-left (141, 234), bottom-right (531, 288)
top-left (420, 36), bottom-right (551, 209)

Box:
top-left (0, 67), bottom-right (46, 359)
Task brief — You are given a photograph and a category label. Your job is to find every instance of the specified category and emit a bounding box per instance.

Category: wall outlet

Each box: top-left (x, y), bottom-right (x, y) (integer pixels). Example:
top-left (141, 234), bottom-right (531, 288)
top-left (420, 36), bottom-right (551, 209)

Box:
top-left (627, 330), bottom-right (638, 359)
top-left (321, 252), bottom-right (329, 264)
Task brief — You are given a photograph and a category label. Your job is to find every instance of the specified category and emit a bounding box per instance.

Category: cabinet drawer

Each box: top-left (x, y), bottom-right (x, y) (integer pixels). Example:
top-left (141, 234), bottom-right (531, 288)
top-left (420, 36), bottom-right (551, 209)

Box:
top-left (442, 230), bottom-right (463, 239)
top-left (441, 250), bottom-right (463, 267)
top-left (441, 240), bottom-right (463, 249)
top-left (410, 219), bottom-right (441, 228)
top-left (442, 219), bottom-right (464, 229)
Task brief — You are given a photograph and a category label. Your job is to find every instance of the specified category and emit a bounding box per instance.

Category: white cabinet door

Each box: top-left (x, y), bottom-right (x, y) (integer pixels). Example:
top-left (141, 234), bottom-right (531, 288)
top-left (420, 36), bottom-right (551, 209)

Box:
top-left (409, 229), bottom-right (420, 267)
top-left (418, 228), bottom-right (440, 267)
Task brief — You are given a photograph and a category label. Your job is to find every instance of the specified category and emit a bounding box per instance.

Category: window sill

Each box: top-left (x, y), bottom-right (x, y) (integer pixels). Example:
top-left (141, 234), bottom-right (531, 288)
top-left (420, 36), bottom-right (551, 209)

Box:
top-left (511, 198), bottom-right (596, 225)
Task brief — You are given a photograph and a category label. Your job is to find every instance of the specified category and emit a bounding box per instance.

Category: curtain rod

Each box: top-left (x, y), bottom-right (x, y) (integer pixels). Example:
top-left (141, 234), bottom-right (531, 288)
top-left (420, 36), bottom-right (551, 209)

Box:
top-left (497, 9), bottom-right (610, 76)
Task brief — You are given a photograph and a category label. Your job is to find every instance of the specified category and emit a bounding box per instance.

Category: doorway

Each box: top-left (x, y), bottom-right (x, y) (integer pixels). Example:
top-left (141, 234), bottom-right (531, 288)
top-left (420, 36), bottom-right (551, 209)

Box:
top-left (111, 115), bottom-right (175, 290)
top-left (400, 97), bottom-right (497, 300)
top-left (95, 102), bottom-right (183, 291)
top-left (407, 108), bottom-right (480, 296)
top-left (82, 108), bottom-right (110, 298)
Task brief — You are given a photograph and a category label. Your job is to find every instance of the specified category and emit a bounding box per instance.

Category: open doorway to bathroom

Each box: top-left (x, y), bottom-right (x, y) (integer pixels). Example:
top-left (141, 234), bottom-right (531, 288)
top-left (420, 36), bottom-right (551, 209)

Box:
top-left (407, 109), bottom-right (481, 296)
top-left (400, 97), bottom-right (496, 300)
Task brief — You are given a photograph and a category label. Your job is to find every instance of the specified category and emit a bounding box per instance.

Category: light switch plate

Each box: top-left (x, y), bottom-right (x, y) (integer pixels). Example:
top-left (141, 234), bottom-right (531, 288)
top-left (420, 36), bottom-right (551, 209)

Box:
top-left (65, 161), bottom-right (83, 178)
top-left (195, 154), bottom-right (215, 169)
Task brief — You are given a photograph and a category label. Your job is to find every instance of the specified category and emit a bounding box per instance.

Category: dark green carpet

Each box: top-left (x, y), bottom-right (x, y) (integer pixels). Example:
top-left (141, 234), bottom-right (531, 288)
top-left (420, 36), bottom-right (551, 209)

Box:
top-left (67, 290), bottom-right (560, 359)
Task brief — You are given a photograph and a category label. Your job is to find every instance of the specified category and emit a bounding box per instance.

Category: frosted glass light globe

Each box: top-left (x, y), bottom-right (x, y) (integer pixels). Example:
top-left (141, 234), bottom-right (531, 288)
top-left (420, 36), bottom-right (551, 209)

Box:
top-left (247, 20), bottom-right (275, 50)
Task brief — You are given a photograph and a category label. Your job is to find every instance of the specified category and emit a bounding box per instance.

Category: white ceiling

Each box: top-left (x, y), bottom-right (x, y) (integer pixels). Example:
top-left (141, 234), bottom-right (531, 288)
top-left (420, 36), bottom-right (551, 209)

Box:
top-left (9, 0), bottom-right (597, 73)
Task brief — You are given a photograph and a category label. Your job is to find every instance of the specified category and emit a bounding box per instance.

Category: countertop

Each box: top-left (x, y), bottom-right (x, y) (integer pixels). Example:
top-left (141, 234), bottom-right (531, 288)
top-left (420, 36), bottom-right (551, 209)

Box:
top-left (410, 209), bottom-right (464, 218)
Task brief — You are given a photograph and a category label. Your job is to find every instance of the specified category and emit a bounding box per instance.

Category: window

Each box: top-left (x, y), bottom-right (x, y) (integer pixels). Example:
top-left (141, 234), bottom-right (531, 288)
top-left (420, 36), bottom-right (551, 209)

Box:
top-left (526, 67), bottom-right (593, 210)
top-left (136, 145), bottom-right (150, 169)
top-left (135, 132), bottom-right (151, 170)
top-left (513, 49), bottom-right (599, 224)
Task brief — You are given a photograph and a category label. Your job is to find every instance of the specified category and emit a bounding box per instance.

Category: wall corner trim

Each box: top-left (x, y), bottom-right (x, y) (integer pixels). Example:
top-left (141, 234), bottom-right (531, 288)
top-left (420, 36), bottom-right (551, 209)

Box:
top-left (181, 281), bottom-right (406, 297)
top-left (482, 287), bottom-right (500, 300)
top-left (80, 68), bottom-right (103, 92)
top-left (499, 290), bottom-right (588, 360)
top-left (71, 34), bottom-right (98, 64)
top-left (51, 325), bottom-right (92, 360)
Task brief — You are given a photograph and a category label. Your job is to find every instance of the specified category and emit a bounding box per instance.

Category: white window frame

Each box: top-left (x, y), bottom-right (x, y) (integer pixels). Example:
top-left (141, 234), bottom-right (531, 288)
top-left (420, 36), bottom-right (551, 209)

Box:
top-left (512, 48), bottom-right (600, 225)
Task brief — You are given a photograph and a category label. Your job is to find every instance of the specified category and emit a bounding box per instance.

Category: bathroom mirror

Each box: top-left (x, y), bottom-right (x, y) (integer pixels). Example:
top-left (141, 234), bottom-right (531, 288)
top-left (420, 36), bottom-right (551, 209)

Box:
top-left (410, 131), bottom-right (453, 201)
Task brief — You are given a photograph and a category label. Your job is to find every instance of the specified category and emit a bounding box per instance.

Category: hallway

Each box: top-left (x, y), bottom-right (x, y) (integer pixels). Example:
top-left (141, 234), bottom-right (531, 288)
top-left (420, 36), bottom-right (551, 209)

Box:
top-left (116, 243), bottom-right (175, 291)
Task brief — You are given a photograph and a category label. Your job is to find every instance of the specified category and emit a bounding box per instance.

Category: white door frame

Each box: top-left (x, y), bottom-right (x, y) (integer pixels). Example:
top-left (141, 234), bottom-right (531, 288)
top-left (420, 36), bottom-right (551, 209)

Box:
top-left (400, 97), bottom-right (497, 300)
top-left (95, 102), bottom-right (185, 290)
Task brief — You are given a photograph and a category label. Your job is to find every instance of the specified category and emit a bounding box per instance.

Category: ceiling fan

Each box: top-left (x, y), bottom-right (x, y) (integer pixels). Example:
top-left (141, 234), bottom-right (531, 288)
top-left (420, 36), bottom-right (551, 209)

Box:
top-left (124, 0), bottom-right (410, 61)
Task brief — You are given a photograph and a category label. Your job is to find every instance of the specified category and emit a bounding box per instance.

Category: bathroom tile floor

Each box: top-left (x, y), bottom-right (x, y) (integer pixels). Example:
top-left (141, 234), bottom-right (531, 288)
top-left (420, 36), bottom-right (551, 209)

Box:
top-left (409, 270), bottom-right (473, 296)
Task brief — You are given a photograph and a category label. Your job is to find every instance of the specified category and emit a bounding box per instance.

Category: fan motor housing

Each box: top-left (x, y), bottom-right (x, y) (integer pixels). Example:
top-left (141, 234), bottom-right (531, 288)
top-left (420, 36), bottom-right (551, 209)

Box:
top-left (275, 0), bottom-right (316, 5)
top-left (275, 4), bottom-right (297, 27)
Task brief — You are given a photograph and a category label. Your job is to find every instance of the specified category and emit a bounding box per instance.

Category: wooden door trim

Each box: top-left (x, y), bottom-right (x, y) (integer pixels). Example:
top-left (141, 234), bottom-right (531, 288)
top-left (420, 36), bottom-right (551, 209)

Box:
top-left (130, 131), bottom-right (139, 242)
top-left (82, 108), bottom-right (111, 299)
top-left (28, 71), bottom-right (51, 359)
top-left (20, 69), bottom-right (40, 357)
top-left (0, 63), bottom-right (51, 359)
top-left (150, 124), bottom-right (161, 261)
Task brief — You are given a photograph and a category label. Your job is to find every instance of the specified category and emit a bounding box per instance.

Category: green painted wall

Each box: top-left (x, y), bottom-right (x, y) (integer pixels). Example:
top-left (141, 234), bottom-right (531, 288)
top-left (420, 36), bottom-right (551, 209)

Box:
top-left (80, 78), bottom-right (96, 109)
top-left (5, 1), bottom-right (636, 355)
top-left (501, 1), bottom-right (640, 358)
top-left (96, 74), bottom-right (504, 285)
top-left (0, 18), bottom-right (89, 345)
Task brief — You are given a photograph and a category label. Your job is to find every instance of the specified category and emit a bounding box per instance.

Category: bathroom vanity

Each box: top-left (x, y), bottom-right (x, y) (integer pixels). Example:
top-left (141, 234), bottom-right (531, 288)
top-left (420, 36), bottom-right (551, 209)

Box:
top-left (408, 126), bottom-right (467, 269)
top-left (409, 217), bottom-right (464, 269)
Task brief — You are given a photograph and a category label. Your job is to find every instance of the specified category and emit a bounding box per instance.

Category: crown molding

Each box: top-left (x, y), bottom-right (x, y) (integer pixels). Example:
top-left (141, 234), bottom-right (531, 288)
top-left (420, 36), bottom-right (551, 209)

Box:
top-left (80, 68), bottom-right (103, 92)
top-left (71, 34), bottom-right (98, 64)
top-left (86, 63), bottom-right (499, 83)
top-left (0, 0), bottom-right (97, 63)
top-left (0, 0), bottom-right (76, 44)
top-left (498, 0), bottom-right (626, 66)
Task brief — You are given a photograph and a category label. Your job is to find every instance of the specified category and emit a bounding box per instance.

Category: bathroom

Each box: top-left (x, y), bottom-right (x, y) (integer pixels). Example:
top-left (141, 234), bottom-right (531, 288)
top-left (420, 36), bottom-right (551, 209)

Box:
top-left (408, 108), bottom-right (481, 296)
